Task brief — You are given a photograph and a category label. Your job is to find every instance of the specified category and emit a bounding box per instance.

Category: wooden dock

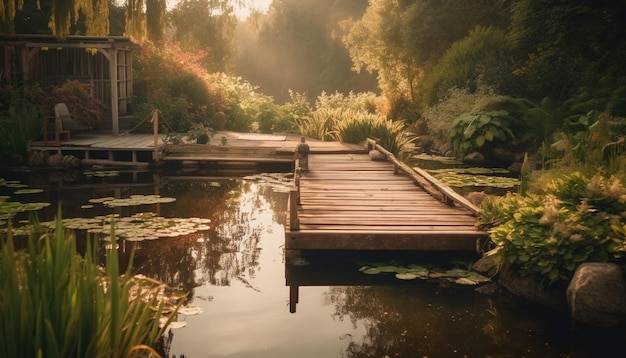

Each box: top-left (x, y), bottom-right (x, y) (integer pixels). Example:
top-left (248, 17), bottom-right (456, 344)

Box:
top-left (286, 139), bottom-right (489, 254)
top-left (29, 131), bottom-right (366, 167)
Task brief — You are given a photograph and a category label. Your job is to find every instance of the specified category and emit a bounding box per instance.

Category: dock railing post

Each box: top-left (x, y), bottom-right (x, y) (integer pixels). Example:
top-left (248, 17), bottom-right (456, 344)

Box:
top-left (289, 186), bottom-right (300, 231)
top-left (296, 136), bottom-right (309, 172)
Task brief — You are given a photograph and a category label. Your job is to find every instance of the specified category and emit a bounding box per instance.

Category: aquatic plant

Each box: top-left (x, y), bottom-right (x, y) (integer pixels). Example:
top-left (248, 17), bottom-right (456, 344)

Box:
top-left (427, 167), bottom-right (519, 189)
top-left (480, 172), bottom-right (626, 286)
top-left (358, 261), bottom-right (490, 285)
top-left (0, 214), bottom-right (184, 357)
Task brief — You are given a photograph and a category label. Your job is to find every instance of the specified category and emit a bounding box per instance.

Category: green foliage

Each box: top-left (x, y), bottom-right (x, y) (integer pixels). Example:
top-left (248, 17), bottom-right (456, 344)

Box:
top-left (0, 215), bottom-right (182, 357)
top-left (0, 102), bottom-right (41, 165)
top-left (293, 91), bottom-right (416, 157)
top-left (332, 110), bottom-right (416, 158)
top-left (508, 0), bottom-right (626, 102)
top-left (560, 71), bottom-right (626, 118)
top-left (294, 107), bottom-right (336, 141)
top-left (421, 26), bottom-right (516, 106)
top-left (422, 86), bottom-right (495, 138)
top-left (132, 41), bottom-right (220, 133)
top-left (449, 110), bottom-right (515, 156)
top-left (481, 172), bottom-right (626, 287)
top-left (208, 73), bottom-right (276, 132)
top-left (448, 95), bottom-right (554, 158)
top-left (551, 111), bottom-right (626, 171)
top-left (170, 0), bottom-right (238, 71)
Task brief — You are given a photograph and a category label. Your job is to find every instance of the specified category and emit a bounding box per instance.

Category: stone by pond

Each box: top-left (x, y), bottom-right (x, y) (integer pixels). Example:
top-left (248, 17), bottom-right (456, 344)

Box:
top-left (0, 168), bottom-right (625, 357)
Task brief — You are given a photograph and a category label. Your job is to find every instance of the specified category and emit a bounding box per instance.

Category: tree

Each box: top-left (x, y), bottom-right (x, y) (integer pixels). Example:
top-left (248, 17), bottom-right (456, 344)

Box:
top-left (241, 0), bottom-right (376, 103)
top-left (508, 0), bottom-right (626, 103)
top-left (0, 0), bottom-right (164, 41)
top-left (169, 0), bottom-right (239, 72)
top-left (341, 0), bottom-right (508, 107)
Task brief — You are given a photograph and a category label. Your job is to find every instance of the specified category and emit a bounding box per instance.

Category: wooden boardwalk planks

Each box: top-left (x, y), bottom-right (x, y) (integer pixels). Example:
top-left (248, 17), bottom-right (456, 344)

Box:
top-left (285, 151), bottom-right (489, 252)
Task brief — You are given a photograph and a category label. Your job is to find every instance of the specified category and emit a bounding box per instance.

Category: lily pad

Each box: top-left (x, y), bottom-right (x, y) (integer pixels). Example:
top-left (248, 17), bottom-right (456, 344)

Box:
top-left (395, 272), bottom-right (419, 280)
top-left (446, 268), bottom-right (471, 278)
top-left (455, 277), bottom-right (479, 285)
top-left (14, 188), bottom-right (44, 194)
top-left (178, 306), bottom-right (204, 315)
top-left (362, 267), bottom-right (381, 274)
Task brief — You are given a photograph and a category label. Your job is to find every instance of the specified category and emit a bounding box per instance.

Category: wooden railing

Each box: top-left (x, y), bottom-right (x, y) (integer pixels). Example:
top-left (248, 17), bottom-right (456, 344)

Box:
top-left (366, 138), bottom-right (481, 215)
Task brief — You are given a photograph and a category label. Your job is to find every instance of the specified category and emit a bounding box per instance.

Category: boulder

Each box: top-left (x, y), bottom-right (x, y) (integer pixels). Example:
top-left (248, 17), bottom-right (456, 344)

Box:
top-left (47, 153), bottom-right (64, 167)
top-left (27, 150), bottom-right (47, 167)
top-left (369, 149), bottom-right (386, 161)
top-left (490, 147), bottom-right (515, 165)
top-left (62, 155), bottom-right (81, 168)
top-left (497, 264), bottom-right (567, 310)
top-left (566, 263), bottom-right (626, 327)
top-left (463, 152), bottom-right (485, 165)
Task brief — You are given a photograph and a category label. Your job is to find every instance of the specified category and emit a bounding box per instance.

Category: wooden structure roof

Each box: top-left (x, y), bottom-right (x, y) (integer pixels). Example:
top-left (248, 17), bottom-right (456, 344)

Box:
top-left (0, 34), bottom-right (138, 134)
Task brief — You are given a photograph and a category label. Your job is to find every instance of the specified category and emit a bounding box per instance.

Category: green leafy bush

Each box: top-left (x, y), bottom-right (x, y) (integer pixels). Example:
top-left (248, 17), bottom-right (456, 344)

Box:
top-left (422, 86), bottom-right (495, 138)
top-left (421, 26), bottom-right (516, 106)
top-left (481, 172), bottom-right (626, 287)
top-left (449, 110), bottom-right (515, 156)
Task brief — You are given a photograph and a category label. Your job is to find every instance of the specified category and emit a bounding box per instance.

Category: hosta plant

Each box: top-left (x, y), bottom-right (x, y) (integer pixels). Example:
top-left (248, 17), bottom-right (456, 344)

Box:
top-left (480, 172), bottom-right (626, 287)
top-left (449, 110), bottom-right (515, 156)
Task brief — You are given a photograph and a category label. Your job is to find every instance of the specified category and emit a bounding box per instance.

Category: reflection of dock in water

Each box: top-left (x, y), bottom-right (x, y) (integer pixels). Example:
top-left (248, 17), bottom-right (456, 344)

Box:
top-left (285, 250), bottom-right (479, 313)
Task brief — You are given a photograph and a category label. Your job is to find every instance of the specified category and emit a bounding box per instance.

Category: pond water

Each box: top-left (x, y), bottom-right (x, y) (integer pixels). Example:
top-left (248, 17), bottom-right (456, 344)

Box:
top-left (1, 167), bottom-right (624, 357)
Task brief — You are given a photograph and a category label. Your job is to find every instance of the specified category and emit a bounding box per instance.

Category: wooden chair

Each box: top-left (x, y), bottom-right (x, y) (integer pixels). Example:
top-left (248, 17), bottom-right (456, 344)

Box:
top-left (43, 103), bottom-right (91, 144)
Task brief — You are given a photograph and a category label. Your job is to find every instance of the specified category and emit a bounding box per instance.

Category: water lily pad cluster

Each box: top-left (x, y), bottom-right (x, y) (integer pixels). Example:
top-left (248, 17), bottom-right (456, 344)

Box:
top-left (359, 262), bottom-right (490, 285)
top-left (89, 195), bottom-right (177, 207)
top-left (427, 168), bottom-right (519, 189)
top-left (35, 212), bottom-right (212, 242)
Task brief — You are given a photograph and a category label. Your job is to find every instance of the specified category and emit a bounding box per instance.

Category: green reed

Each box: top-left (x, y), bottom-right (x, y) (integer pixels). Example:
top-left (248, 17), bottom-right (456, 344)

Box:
top-left (0, 214), bottom-right (182, 358)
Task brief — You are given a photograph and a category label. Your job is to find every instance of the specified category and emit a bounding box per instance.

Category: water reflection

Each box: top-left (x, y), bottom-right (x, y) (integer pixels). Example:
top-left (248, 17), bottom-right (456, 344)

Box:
top-left (1, 169), bottom-right (624, 357)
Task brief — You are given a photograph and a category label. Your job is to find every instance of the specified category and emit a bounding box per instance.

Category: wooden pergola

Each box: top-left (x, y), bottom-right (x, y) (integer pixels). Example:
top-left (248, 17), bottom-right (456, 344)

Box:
top-left (0, 34), bottom-right (138, 134)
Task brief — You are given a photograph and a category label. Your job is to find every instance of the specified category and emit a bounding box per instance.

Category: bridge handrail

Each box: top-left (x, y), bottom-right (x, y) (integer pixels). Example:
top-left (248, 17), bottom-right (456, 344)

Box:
top-left (366, 138), bottom-right (481, 216)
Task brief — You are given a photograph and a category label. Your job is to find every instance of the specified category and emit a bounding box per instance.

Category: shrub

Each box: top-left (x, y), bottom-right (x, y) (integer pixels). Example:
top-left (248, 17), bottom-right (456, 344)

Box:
top-left (481, 172), bottom-right (626, 287)
top-left (42, 80), bottom-right (105, 128)
top-left (421, 26), bottom-right (516, 107)
top-left (332, 110), bottom-right (416, 157)
top-left (294, 107), bottom-right (336, 141)
top-left (449, 110), bottom-right (515, 156)
top-left (422, 86), bottom-right (495, 138)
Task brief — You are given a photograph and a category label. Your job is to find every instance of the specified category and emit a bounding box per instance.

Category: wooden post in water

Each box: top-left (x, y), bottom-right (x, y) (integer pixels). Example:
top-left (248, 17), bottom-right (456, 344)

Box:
top-left (152, 110), bottom-right (159, 161)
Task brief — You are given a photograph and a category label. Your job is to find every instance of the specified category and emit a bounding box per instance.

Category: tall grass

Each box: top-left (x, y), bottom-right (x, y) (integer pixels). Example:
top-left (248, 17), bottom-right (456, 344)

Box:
top-left (293, 107), bottom-right (337, 141)
top-left (332, 111), bottom-right (416, 158)
top-left (0, 102), bottom-right (41, 162)
top-left (294, 106), bottom-right (416, 158)
top-left (0, 214), bottom-right (182, 358)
